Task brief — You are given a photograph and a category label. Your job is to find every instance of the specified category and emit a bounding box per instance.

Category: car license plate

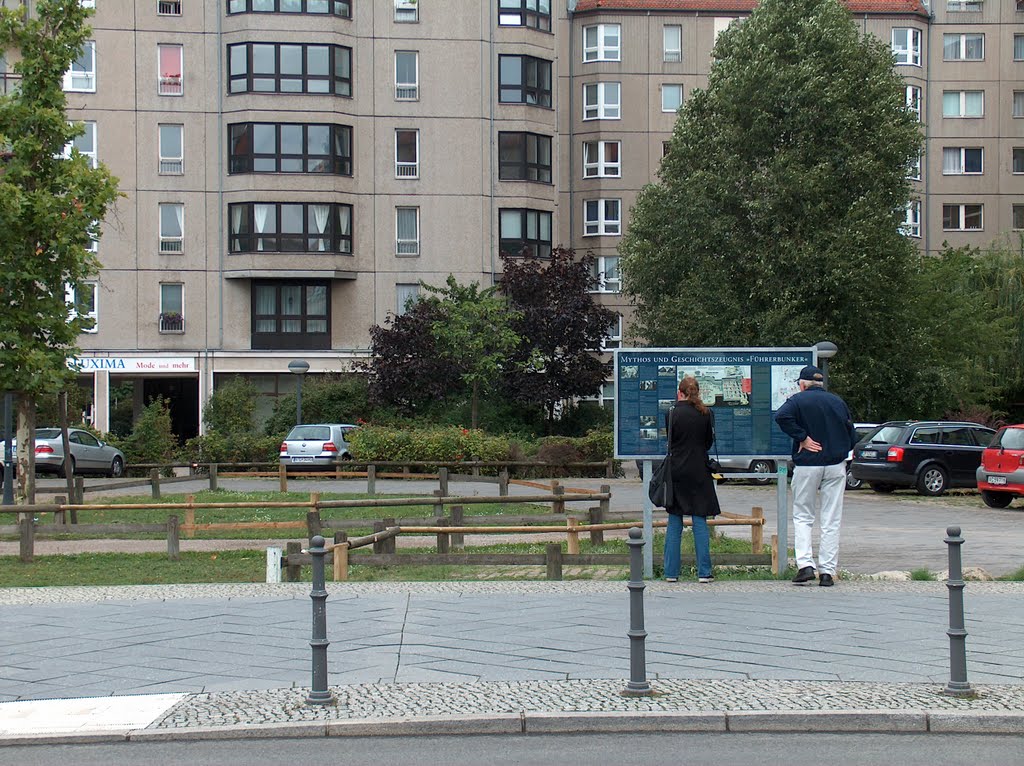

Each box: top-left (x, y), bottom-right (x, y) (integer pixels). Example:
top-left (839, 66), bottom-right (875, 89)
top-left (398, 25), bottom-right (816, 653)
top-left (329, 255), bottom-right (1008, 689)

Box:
top-left (988, 476), bottom-right (1007, 485)
top-left (861, 450), bottom-right (877, 459)
top-left (291, 457), bottom-right (315, 464)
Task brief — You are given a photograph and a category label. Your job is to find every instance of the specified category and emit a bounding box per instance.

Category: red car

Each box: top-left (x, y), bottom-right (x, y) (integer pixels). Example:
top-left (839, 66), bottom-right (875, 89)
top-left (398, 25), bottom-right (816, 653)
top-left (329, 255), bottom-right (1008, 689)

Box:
top-left (976, 424), bottom-right (1024, 508)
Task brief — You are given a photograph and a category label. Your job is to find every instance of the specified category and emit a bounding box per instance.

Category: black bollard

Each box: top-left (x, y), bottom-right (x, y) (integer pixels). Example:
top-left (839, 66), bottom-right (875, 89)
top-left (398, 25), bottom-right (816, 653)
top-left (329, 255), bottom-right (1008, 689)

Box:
top-left (622, 527), bottom-right (653, 696)
top-left (943, 526), bottom-right (973, 697)
top-left (306, 535), bottom-right (335, 705)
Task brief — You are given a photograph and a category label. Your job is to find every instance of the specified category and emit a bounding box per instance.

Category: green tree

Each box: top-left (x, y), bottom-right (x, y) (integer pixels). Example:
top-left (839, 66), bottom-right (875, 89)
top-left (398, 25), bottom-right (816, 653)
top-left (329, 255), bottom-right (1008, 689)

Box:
top-left (0, 1), bottom-right (120, 500)
top-left (425, 276), bottom-right (522, 430)
top-left (620, 0), bottom-right (922, 419)
top-left (120, 397), bottom-right (177, 470)
top-left (203, 376), bottom-right (259, 436)
top-left (264, 374), bottom-right (369, 435)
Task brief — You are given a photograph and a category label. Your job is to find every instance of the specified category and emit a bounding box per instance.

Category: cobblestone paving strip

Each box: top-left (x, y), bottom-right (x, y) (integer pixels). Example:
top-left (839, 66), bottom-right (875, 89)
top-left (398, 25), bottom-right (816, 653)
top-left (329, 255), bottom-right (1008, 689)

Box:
top-left (151, 679), bottom-right (1024, 729)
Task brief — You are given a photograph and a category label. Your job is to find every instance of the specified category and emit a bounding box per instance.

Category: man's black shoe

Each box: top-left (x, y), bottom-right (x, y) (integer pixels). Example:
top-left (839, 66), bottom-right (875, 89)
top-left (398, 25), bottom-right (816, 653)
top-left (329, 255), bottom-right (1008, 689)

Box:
top-left (792, 566), bottom-right (816, 584)
top-left (819, 573), bottom-right (835, 587)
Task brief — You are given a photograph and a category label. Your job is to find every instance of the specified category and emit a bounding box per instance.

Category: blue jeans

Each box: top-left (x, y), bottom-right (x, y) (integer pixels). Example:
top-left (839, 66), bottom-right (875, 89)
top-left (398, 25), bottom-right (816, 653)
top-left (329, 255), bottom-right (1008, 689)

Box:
top-left (663, 513), bottom-right (712, 579)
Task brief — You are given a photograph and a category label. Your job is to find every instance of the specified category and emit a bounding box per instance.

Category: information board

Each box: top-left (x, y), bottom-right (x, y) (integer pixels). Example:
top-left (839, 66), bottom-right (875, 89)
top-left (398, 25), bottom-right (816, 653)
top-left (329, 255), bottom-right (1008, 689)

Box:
top-left (613, 347), bottom-right (816, 461)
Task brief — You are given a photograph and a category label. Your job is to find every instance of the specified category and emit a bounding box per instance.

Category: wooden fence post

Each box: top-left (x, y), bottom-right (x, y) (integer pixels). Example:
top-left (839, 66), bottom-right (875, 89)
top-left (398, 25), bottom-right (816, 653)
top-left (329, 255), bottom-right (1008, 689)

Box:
top-left (438, 467), bottom-right (449, 497)
top-left (286, 541), bottom-right (302, 582)
top-left (73, 477), bottom-right (85, 507)
top-left (167, 515), bottom-right (180, 561)
top-left (770, 534), bottom-right (779, 573)
top-left (432, 490), bottom-right (445, 524)
top-left (306, 510), bottom-right (323, 539)
top-left (367, 464), bottom-right (376, 495)
top-left (545, 543), bottom-right (563, 581)
top-left (599, 485), bottom-right (610, 522)
top-left (566, 517), bottom-right (580, 555)
top-left (185, 494), bottom-right (196, 538)
top-left (605, 458), bottom-right (615, 479)
top-left (279, 463), bottom-right (288, 493)
top-left (751, 506), bottom-right (764, 554)
top-left (54, 495), bottom-right (67, 526)
top-left (382, 517), bottom-right (397, 554)
top-left (588, 506), bottom-right (605, 547)
top-left (19, 515), bottom-right (34, 563)
top-left (333, 532), bottom-right (349, 581)
top-left (435, 517), bottom-right (450, 554)
top-left (209, 463), bottom-right (218, 491)
top-left (499, 469), bottom-right (509, 497)
top-left (372, 521), bottom-right (386, 554)
top-left (149, 469), bottom-right (161, 500)
top-left (552, 482), bottom-right (565, 514)
top-left (450, 505), bottom-right (464, 550)
top-left (471, 460), bottom-right (480, 477)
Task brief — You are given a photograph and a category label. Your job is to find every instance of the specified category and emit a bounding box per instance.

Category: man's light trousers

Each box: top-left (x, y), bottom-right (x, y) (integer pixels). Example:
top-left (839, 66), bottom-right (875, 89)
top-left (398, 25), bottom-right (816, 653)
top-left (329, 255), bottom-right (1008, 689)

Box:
top-left (791, 462), bottom-right (847, 576)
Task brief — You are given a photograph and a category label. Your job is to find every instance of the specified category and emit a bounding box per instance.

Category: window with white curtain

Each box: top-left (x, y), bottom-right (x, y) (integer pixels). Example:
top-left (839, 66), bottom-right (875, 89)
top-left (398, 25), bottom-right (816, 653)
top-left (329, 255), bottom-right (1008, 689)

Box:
top-left (583, 82), bottom-right (620, 120)
top-left (159, 124), bottom-right (183, 174)
top-left (159, 203), bottom-right (184, 253)
top-left (943, 33), bottom-right (984, 61)
top-left (63, 41), bottom-right (96, 92)
top-left (396, 207), bottom-right (419, 255)
top-left (228, 202), bottom-right (352, 253)
top-left (396, 283), bottom-right (420, 315)
top-left (584, 199), bottom-right (620, 236)
top-left (942, 147), bottom-right (983, 175)
top-left (251, 281), bottom-right (330, 348)
top-left (583, 24), bottom-right (620, 62)
top-left (905, 85), bottom-right (922, 121)
top-left (663, 26), bottom-right (682, 62)
top-left (64, 121), bottom-right (97, 168)
top-left (892, 28), bottom-right (922, 66)
top-left (395, 51), bottom-right (418, 100)
top-left (942, 90), bottom-right (984, 117)
top-left (583, 140), bottom-right (620, 178)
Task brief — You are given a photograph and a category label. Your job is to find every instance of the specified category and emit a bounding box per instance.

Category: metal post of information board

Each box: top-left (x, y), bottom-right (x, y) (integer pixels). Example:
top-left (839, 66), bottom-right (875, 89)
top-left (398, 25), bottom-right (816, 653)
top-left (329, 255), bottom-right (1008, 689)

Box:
top-left (775, 463), bottom-right (788, 576)
top-left (641, 460), bottom-right (654, 579)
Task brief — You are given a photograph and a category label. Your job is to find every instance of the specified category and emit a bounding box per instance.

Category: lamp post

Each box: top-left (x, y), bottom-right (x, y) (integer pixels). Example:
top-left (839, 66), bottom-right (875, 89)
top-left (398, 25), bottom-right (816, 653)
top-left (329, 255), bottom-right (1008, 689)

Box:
top-left (814, 341), bottom-right (839, 389)
top-left (288, 360), bottom-right (310, 425)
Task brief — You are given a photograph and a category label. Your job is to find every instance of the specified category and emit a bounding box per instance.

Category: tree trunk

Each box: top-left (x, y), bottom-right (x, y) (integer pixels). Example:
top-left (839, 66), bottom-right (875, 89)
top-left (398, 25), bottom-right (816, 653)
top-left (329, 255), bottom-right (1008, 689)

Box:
top-left (15, 394), bottom-right (35, 505)
top-left (471, 381), bottom-right (479, 430)
top-left (59, 392), bottom-right (75, 499)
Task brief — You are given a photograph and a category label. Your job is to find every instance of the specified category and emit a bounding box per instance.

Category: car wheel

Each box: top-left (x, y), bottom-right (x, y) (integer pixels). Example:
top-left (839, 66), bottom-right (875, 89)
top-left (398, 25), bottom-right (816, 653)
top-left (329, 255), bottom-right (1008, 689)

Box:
top-left (916, 464), bottom-right (948, 496)
top-left (845, 466), bottom-right (863, 490)
top-left (749, 459), bottom-right (774, 485)
top-left (60, 456), bottom-right (76, 479)
top-left (981, 490), bottom-right (1013, 509)
top-left (109, 456), bottom-right (125, 479)
top-left (871, 483), bottom-right (895, 493)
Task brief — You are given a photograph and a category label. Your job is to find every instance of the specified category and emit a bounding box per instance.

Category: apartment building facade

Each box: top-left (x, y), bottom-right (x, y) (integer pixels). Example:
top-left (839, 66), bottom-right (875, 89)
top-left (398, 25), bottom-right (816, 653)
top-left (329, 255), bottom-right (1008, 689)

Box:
top-left (3, 0), bottom-right (1022, 436)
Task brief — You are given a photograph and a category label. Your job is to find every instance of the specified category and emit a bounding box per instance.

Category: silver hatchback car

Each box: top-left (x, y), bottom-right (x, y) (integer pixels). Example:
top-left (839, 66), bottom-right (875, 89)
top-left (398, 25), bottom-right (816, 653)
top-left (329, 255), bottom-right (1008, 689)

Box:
top-left (279, 423), bottom-right (358, 471)
top-left (34, 428), bottom-right (127, 478)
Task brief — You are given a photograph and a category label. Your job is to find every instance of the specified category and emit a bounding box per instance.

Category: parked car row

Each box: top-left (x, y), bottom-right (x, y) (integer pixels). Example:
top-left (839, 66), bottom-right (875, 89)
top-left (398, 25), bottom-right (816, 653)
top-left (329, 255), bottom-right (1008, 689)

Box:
top-left (0, 428), bottom-right (126, 484)
top-left (279, 423), bottom-right (358, 472)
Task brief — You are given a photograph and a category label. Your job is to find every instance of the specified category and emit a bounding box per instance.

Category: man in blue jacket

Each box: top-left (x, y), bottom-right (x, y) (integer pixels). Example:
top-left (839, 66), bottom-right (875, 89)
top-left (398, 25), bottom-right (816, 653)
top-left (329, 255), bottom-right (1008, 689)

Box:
top-left (774, 365), bottom-right (858, 587)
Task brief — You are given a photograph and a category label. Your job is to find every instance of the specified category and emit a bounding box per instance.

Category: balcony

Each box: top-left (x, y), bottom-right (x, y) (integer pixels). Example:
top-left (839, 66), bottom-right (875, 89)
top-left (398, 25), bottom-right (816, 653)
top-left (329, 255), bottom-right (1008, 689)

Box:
top-left (395, 161), bottom-right (418, 178)
top-left (159, 158), bottom-right (183, 175)
top-left (159, 75), bottom-right (182, 96)
top-left (159, 312), bottom-right (185, 333)
top-left (395, 84), bottom-right (418, 100)
top-left (159, 236), bottom-right (183, 254)
top-left (158, 0), bottom-right (182, 14)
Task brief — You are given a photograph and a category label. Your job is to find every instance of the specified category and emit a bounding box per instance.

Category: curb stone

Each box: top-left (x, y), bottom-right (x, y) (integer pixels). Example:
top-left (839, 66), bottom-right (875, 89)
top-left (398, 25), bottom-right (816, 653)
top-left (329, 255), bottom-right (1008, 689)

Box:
top-left (927, 711), bottom-right (1024, 734)
top-left (523, 711), bottom-right (726, 733)
top-left (725, 710), bottom-right (927, 733)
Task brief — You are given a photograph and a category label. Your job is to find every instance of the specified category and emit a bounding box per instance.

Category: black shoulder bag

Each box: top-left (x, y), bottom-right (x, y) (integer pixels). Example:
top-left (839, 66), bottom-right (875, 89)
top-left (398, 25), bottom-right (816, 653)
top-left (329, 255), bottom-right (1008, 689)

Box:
top-left (648, 407), bottom-right (674, 507)
top-left (707, 409), bottom-right (723, 474)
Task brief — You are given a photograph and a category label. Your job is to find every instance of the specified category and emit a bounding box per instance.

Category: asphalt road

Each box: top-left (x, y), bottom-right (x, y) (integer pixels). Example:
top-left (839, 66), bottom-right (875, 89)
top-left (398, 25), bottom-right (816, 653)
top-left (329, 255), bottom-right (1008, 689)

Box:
top-left (20, 474), bottom-right (1024, 576)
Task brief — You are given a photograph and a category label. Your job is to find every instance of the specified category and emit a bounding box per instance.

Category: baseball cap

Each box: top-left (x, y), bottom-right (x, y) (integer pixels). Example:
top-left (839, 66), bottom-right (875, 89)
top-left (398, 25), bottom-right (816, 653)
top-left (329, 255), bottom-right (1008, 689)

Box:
top-left (798, 365), bottom-right (824, 382)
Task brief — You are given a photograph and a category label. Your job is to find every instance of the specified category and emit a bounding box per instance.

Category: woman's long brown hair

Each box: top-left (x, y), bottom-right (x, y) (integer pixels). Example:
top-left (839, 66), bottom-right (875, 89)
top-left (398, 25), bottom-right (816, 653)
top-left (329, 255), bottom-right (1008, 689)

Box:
top-left (678, 375), bottom-right (709, 415)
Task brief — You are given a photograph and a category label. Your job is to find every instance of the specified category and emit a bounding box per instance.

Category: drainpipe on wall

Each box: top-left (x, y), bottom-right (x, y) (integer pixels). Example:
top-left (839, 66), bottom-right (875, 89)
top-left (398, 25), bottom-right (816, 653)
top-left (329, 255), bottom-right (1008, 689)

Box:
top-left (922, 10), bottom-right (932, 258)
top-left (567, 0), bottom-right (576, 246)
top-left (488, 0), bottom-right (497, 283)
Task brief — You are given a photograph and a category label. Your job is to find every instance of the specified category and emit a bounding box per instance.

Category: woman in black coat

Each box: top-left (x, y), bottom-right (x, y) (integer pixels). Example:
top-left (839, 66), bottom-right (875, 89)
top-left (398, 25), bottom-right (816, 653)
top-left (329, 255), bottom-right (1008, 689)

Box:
top-left (663, 375), bottom-right (721, 583)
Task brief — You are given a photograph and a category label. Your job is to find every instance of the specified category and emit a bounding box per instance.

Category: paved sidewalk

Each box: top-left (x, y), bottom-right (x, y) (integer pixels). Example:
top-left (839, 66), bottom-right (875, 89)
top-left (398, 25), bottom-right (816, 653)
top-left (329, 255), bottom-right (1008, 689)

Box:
top-left (2, 581), bottom-right (1024, 743)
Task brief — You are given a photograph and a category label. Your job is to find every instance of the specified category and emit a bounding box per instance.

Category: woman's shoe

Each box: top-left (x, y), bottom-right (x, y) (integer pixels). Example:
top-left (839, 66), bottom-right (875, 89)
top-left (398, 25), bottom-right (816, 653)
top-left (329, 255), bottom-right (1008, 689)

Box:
top-left (664, 577), bottom-right (678, 583)
top-left (698, 576), bottom-right (713, 584)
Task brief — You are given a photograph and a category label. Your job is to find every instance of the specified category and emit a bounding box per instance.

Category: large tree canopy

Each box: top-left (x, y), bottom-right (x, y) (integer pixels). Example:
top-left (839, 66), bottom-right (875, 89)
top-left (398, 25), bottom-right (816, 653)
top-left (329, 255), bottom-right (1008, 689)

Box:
top-left (620, 0), bottom-right (923, 419)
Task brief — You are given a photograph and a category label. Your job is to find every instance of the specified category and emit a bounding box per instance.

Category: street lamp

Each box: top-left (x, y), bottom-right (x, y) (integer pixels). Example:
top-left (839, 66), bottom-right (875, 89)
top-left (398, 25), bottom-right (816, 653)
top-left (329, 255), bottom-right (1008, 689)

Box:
top-left (288, 359), bottom-right (310, 425)
top-left (814, 341), bottom-right (839, 389)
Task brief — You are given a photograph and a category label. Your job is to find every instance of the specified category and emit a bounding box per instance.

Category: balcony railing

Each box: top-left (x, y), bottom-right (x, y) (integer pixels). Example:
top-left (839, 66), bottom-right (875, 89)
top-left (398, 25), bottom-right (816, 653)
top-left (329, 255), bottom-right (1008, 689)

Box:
top-left (159, 313), bottom-right (185, 333)
top-left (395, 161), bottom-right (418, 178)
top-left (158, 0), bottom-right (182, 14)
top-left (159, 237), bottom-right (183, 254)
top-left (395, 84), bottom-right (418, 100)
top-left (396, 239), bottom-right (419, 256)
top-left (159, 75), bottom-right (182, 96)
top-left (159, 158), bottom-right (183, 174)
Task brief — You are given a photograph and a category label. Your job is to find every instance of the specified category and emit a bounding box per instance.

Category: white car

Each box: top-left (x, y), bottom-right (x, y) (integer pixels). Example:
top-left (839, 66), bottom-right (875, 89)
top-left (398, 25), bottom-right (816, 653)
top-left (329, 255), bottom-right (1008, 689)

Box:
top-left (846, 423), bottom-right (880, 490)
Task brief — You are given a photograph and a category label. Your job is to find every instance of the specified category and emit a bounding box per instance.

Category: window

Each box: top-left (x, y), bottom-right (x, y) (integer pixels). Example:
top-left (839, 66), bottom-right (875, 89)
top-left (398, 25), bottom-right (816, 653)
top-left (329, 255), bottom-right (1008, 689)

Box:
top-left (947, 0), bottom-right (982, 9)
top-left (892, 28), bottom-right (921, 66)
top-left (713, 18), bottom-right (734, 42)
top-left (901, 200), bottom-right (921, 238)
top-left (661, 84), bottom-right (683, 112)
top-left (583, 140), bottom-right (620, 178)
top-left (498, 208), bottom-right (551, 258)
top-left (159, 124), bottom-right (184, 174)
top-left (942, 147), bottom-right (983, 175)
top-left (905, 85), bottom-right (922, 121)
top-left (229, 202), bottom-right (353, 253)
top-left (943, 33), bottom-right (984, 61)
top-left (1015, 34), bottom-right (1024, 62)
top-left (159, 283), bottom-right (184, 334)
top-left (395, 129), bottom-right (418, 178)
top-left (907, 153), bottom-right (921, 181)
top-left (396, 207), bottom-right (419, 255)
top-left (663, 25), bottom-right (682, 62)
top-left (159, 203), bottom-right (184, 253)
top-left (158, 0), bottom-right (182, 16)
top-left (158, 44), bottom-right (183, 95)
top-left (942, 203), bottom-right (983, 231)
top-left (582, 381), bottom-right (615, 410)
top-left (1014, 205), bottom-right (1024, 231)
top-left (590, 256), bottom-right (620, 293)
top-left (394, 0), bottom-right (417, 22)
top-left (252, 281), bottom-right (329, 349)
top-left (228, 123), bottom-right (352, 175)
top-left (395, 51), bottom-right (418, 100)
top-left (584, 199), bottom-right (621, 236)
top-left (63, 40), bottom-right (96, 92)
top-left (602, 315), bottom-right (622, 350)
top-left (1013, 147), bottom-right (1024, 174)
top-left (1014, 91), bottom-right (1024, 118)
top-left (498, 132), bottom-right (552, 182)
top-left (498, 55), bottom-right (552, 107)
top-left (227, 0), bottom-right (352, 14)
top-left (583, 82), bottom-right (620, 120)
top-left (80, 0), bottom-right (95, 7)
top-left (942, 90), bottom-right (984, 117)
top-left (583, 24), bottom-right (620, 62)
top-left (67, 282), bottom-right (98, 333)
top-left (497, 0), bottom-right (551, 31)
top-left (396, 283), bottom-right (420, 316)
top-left (228, 43), bottom-right (352, 96)
top-left (65, 121), bottom-right (97, 168)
